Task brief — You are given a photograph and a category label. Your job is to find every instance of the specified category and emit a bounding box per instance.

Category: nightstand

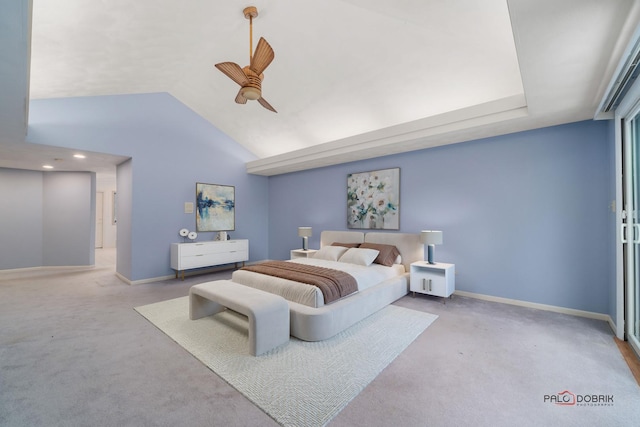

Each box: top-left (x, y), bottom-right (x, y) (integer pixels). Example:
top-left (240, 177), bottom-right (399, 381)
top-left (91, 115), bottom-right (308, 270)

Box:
top-left (290, 249), bottom-right (318, 260)
top-left (409, 261), bottom-right (455, 301)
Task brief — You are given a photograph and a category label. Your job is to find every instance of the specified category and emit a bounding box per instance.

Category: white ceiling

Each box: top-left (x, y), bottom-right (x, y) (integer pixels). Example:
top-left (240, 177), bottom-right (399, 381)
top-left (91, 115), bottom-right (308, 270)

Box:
top-left (1, 0), bottom-right (640, 175)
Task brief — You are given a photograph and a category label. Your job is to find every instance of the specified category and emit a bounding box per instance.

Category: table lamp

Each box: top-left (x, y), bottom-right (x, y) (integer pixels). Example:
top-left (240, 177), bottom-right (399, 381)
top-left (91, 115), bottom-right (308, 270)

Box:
top-left (298, 227), bottom-right (312, 250)
top-left (420, 230), bottom-right (443, 264)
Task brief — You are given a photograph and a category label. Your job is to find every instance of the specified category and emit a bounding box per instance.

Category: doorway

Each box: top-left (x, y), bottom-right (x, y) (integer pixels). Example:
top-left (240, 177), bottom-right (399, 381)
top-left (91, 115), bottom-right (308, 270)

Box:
top-left (621, 110), bottom-right (640, 358)
top-left (96, 191), bottom-right (104, 248)
top-left (96, 173), bottom-right (117, 268)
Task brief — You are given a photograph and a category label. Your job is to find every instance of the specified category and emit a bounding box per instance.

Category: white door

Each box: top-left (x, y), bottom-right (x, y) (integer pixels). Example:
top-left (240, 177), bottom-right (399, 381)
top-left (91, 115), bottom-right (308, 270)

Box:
top-left (96, 191), bottom-right (103, 249)
top-left (622, 111), bottom-right (640, 358)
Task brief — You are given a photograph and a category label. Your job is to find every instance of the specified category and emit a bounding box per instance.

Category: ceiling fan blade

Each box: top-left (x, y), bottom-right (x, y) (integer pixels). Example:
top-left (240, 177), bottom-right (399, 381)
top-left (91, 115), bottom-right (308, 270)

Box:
top-left (258, 97), bottom-right (277, 113)
top-left (250, 37), bottom-right (274, 75)
top-left (215, 62), bottom-right (248, 86)
top-left (235, 89), bottom-right (248, 104)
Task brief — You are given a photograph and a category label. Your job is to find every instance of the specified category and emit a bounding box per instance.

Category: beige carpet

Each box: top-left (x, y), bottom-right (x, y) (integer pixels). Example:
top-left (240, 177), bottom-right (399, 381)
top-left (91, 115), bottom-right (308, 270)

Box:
top-left (135, 296), bottom-right (437, 427)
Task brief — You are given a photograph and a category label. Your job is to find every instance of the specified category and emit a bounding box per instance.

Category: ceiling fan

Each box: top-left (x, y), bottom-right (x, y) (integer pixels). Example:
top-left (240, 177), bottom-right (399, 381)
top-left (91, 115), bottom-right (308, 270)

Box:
top-left (215, 6), bottom-right (276, 113)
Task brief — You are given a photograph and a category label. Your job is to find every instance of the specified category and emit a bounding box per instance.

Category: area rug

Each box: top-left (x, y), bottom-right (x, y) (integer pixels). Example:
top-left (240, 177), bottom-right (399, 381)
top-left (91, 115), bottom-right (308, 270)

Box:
top-left (135, 296), bottom-right (437, 427)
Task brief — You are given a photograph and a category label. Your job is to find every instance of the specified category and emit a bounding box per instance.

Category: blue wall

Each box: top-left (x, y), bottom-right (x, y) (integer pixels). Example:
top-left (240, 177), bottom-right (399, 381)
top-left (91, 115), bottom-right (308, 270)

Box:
top-left (27, 93), bottom-right (269, 281)
top-left (42, 172), bottom-right (96, 266)
top-left (0, 168), bottom-right (44, 269)
top-left (21, 92), bottom-right (616, 313)
top-left (116, 159), bottom-right (133, 280)
top-left (269, 120), bottom-right (615, 314)
top-left (606, 120), bottom-right (617, 323)
top-left (0, 168), bottom-right (95, 269)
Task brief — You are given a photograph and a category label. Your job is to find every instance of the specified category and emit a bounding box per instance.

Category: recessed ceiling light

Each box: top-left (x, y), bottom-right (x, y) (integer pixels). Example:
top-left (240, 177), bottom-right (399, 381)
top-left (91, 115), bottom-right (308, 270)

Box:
top-left (73, 154), bottom-right (86, 159)
top-left (43, 165), bottom-right (54, 169)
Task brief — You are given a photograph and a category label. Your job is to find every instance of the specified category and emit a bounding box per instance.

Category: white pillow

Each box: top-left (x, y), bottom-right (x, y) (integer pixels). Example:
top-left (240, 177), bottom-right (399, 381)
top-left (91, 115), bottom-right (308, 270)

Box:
top-left (313, 246), bottom-right (349, 261)
top-left (338, 248), bottom-right (380, 266)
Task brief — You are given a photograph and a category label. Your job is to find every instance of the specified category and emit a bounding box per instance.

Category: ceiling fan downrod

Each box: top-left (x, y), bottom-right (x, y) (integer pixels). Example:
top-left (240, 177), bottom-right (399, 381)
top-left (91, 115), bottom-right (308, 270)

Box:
top-left (244, 6), bottom-right (258, 61)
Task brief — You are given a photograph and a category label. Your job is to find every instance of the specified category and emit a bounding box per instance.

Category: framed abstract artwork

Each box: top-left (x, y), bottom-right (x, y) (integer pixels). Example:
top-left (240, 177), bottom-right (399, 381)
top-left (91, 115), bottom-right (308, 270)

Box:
top-left (196, 183), bottom-right (235, 232)
top-left (347, 167), bottom-right (400, 230)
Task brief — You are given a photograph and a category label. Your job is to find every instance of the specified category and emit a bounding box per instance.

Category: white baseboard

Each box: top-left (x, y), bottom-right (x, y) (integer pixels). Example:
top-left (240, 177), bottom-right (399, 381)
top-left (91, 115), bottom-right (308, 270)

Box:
top-left (116, 272), bottom-right (175, 286)
top-left (115, 272), bottom-right (131, 285)
top-left (0, 266), bottom-right (45, 274)
top-left (606, 316), bottom-right (618, 335)
top-left (117, 261), bottom-right (264, 285)
top-left (0, 265), bottom-right (94, 274)
top-left (454, 290), bottom-right (613, 325)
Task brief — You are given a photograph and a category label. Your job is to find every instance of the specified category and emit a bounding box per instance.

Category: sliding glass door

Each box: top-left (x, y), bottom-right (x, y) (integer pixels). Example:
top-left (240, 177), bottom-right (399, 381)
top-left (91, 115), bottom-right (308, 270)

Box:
top-left (623, 111), bottom-right (640, 357)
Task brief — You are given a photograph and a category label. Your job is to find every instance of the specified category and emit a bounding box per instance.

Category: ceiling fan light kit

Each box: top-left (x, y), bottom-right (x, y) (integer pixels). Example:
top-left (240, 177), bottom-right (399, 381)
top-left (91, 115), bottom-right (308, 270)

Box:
top-left (215, 6), bottom-right (276, 112)
top-left (241, 86), bottom-right (261, 101)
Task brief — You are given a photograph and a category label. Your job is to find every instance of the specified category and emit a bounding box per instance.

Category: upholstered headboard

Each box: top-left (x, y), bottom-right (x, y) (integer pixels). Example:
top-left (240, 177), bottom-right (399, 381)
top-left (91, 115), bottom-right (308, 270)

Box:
top-left (320, 230), bottom-right (423, 272)
top-left (320, 231), bottom-right (364, 247)
top-left (365, 232), bottom-right (423, 271)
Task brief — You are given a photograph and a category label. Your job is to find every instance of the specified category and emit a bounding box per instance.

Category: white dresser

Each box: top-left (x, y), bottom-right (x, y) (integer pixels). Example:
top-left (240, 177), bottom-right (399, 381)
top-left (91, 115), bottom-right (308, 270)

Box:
top-left (171, 239), bottom-right (249, 280)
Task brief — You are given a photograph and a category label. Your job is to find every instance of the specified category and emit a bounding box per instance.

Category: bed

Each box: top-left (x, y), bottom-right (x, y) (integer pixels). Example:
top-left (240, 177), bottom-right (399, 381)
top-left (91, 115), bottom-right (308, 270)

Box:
top-left (231, 230), bottom-right (423, 341)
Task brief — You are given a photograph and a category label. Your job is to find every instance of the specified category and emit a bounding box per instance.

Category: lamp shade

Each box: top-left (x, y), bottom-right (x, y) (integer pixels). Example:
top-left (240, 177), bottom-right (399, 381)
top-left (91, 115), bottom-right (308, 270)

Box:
top-left (298, 227), bottom-right (312, 237)
top-left (420, 230), bottom-right (443, 245)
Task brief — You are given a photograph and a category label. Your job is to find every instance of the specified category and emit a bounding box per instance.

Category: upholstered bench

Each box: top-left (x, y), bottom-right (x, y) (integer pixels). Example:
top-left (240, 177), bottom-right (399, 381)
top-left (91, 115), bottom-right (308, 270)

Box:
top-left (189, 280), bottom-right (290, 356)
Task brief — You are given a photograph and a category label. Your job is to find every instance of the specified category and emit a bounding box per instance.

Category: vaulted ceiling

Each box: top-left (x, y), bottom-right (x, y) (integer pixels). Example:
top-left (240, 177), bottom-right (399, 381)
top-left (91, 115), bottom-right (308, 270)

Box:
top-left (1, 0), bottom-right (639, 175)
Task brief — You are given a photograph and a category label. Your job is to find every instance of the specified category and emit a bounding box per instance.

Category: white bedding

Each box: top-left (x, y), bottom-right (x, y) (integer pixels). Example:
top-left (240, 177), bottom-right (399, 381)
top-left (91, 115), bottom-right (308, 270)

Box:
top-left (231, 258), bottom-right (405, 308)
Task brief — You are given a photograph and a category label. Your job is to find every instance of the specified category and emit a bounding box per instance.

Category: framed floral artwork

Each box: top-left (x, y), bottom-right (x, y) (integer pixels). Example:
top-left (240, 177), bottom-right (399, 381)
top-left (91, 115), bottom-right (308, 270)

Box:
top-left (196, 183), bottom-right (235, 232)
top-left (347, 168), bottom-right (400, 230)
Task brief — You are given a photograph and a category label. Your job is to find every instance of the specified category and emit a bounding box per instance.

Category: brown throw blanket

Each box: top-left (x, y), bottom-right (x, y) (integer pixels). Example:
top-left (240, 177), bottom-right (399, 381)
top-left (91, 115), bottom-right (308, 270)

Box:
top-left (240, 261), bottom-right (358, 304)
